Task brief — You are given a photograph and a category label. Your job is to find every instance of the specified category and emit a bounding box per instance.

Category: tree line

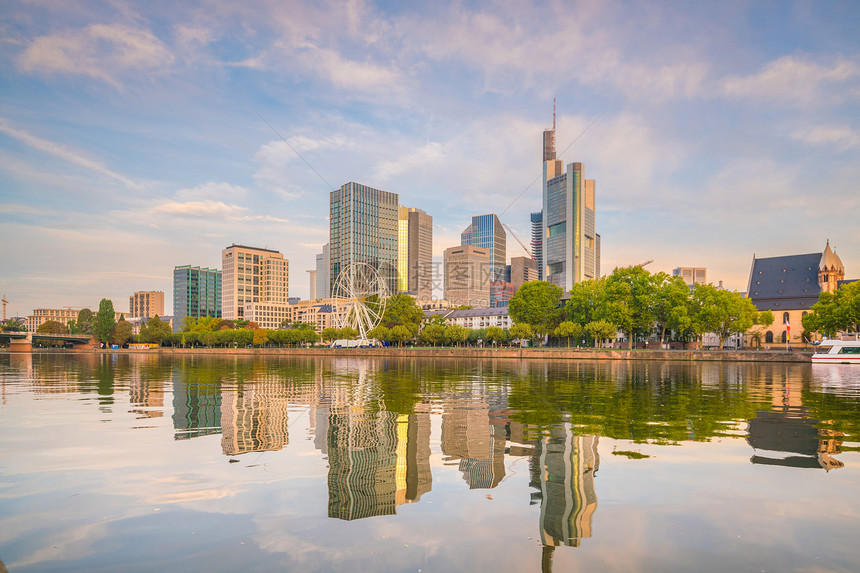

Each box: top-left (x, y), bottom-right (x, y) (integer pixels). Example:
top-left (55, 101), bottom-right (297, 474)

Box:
top-left (508, 266), bottom-right (775, 349)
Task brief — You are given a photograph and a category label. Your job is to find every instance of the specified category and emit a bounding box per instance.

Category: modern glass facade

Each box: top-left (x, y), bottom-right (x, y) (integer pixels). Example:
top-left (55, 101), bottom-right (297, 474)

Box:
top-left (530, 211), bottom-right (543, 281)
top-left (330, 182), bottom-right (399, 297)
top-left (542, 162), bottom-right (598, 291)
top-left (173, 265), bottom-right (221, 331)
top-left (461, 214), bottom-right (506, 284)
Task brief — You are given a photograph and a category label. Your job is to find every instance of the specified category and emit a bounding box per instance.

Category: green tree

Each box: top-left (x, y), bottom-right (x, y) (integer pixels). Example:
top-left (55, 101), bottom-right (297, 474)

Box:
top-left (340, 327), bottom-right (359, 340)
top-left (554, 320), bottom-right (583, 348)
top-left (508, 281), bottom-right (564, 341)
top-left (485, 326), bottom-right (509, 346)
top-left (94, 299), bottom-right (116, 346)
top-left (389, 324), bottom-right (412, 347)
top-left (566, 278), bottom-right (605, 327)
top-left (75, 308), bottom-right (94, 335)
top-left (748, 310), bottom-right (775, 347)
top-left (803, 281), bottom-right (860, 338)
top-left (601, 266), bottom-right (655, 349)
top-left (382, 294), bottom-right (424, 331)
top-left (368, 325), bottom-right (390, 343)
top-left (650, 273), bottom-right (692, 344)
top-left (586, 320), bottom-right (617, 348)
top-left (140, 315), bottom-right (172, 344)
top-left (444, 324), bottom-right (468, 347)
top-left (36, 320), bottom-right (68, 335)
top-left (510, 323), bottom-right (533, 343)
top-left (419, 323), bottom-right (445, 346)
top-left (693, 284), bottom-right (758, 349)
top-left (110, 319), bottom-right (133, 346)
top-left (1, 320), bottom-right (26, 332)
top-left (322, 327), bottom-right (340, 341)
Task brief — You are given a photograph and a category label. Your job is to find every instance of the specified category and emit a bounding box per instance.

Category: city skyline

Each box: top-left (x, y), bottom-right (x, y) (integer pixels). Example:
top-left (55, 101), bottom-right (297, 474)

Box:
top-left (1, 1), bottom-right (859, 315)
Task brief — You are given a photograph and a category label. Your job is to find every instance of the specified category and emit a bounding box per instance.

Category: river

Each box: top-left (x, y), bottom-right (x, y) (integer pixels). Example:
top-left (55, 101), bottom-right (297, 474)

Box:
top-left (1, 353), bottom-right (859, 572)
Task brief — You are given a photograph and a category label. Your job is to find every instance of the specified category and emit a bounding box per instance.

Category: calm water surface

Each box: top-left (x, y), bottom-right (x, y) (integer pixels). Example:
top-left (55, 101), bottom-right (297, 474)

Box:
top-left (1, 353), bottom-right (859, 572)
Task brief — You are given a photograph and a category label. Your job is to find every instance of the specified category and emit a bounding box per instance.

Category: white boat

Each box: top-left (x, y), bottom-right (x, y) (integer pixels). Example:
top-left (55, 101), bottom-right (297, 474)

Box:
top-left (812, 339), bottom-right (860, 364)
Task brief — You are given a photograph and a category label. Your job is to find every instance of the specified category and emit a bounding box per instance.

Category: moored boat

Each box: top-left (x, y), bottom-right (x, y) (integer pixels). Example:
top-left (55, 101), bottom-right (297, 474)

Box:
top-left (812, 338), bottom-right (860, 364)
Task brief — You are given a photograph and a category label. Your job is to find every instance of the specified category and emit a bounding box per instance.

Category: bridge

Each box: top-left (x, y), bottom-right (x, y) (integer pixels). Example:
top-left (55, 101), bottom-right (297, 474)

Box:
top-left (0, 332), bottom-right (96, 352)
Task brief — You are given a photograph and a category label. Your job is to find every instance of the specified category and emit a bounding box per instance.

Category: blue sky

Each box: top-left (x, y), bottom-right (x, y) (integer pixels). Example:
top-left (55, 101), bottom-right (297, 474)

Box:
top-left (1, 0), bottom-right (858, 316)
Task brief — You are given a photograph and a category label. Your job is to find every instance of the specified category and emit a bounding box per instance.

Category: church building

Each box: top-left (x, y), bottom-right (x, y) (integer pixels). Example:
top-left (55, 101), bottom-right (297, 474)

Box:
top-left (747, 241), bottom-right (846, 345)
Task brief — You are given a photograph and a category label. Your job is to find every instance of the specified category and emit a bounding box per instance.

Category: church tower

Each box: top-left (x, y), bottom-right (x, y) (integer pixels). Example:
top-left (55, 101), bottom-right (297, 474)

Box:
top-left (818, 240), bottom-right (845, 294)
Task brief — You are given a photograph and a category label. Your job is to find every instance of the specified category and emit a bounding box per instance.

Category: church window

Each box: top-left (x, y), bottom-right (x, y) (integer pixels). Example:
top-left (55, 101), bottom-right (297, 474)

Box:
top-left (783, 312), bottom-right (789, 324)
top-left (766, 331), bottom-right (774, 343)
top-left (781, 331), bottom-right (787, 343)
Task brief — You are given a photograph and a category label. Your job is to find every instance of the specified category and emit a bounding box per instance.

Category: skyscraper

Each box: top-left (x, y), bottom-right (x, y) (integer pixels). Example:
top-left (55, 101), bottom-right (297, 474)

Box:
top-left (173, 266), bottom-right (221, 331)
top-left (542, 162), bottom-right (598, 291)
top-left (530, 211), bottom-right (543, 281)
top-left (330, 182), bottom-right (399, 297)
top-left (221, 244), bottom-right (288, 320)
top-left (461, 214), bottom-right (506, 282)
top-left (397, 206), bottom-right (433, 300)
top-left (315, 243), bottom-right (330, 300)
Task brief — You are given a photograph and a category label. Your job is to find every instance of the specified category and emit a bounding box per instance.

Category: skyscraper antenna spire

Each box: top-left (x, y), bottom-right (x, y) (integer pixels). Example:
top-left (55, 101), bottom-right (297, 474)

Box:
top-left (552, 98), bottom-right (556, 155)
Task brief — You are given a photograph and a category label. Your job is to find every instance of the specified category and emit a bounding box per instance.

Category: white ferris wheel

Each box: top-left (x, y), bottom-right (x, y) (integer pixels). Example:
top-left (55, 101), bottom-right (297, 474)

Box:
top-left (332, 262), bottom-right (389, 339)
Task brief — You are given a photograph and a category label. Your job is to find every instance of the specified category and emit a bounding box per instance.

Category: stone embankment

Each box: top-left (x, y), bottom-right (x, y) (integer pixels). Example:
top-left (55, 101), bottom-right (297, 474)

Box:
top-left (14, 346), bottom-right (813, 362)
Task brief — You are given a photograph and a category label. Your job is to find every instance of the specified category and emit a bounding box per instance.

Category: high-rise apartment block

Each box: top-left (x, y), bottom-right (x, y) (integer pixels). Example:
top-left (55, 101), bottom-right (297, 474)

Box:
top-left (173, 266), bottom-right (221, 331)
top-left (315, 243), bottom-right (330, 300)
top-left (673, 267), bottom-right (707, 287)
top-left (461, 214), bottom-right (506, 282)
top-left (129, 291), bottom-right (164, 318)
top-left (221, 244), bottom-right (288, 320)
top-left (397, 206), bottom-right (433, 300)
top-left (444, 245), bottom-right (491, 308)
top-left (542, 162), bottom-right (599, 291)
top-left (330, 182), bottom-right (398, 297)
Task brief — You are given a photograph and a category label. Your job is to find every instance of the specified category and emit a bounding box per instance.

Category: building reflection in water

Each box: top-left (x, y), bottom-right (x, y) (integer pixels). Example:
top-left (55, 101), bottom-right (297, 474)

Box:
top-left (441, 399), bottom-right (507, 489)
top-left (747, 373), bottom-right (844, 471)
top-left (172, 372), bottom-right (221, 440)
top-left (321, 400), bottom-right (432, 520)
top-left (529, 425), bottom-right (599, 548)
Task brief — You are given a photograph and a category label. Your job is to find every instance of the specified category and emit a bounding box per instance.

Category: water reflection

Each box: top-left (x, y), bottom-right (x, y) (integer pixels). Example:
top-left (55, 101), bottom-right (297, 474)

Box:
top-left (4, 353), bottom-right (860, 570)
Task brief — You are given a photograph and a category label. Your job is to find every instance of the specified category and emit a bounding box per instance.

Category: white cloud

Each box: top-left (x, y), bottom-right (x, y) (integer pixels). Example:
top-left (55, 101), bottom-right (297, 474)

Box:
top-left (16, 24), bottom-right (174, 89)
top-left (149, 200), bottom-right (247, 218)
top-left (175, 182), bottom-right (249, 202)
top-left (0, 118), bottom-right (141, 189)
top-left (790, 125), bottom-right (859, 149)
top-left (721, 55), bottom-right (860, 106)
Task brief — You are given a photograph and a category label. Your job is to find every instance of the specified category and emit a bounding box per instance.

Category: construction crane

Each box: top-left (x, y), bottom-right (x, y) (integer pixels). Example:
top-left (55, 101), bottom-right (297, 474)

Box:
top-left (636, 260), bottom-right (654, 268)
top-left (1, 295), bottom-right (6, 321)
top-left (502, 223), bottom-right (534, 260)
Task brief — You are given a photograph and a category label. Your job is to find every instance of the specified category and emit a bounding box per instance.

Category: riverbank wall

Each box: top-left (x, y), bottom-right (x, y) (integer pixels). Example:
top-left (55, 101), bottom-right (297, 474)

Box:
top-left (4, 346), bottom-right (813, 362)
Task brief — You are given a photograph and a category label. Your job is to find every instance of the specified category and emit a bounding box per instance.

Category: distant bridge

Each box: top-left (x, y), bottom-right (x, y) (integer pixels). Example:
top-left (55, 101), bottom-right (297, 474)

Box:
top-left (0, 332), bottom-right (96, 352)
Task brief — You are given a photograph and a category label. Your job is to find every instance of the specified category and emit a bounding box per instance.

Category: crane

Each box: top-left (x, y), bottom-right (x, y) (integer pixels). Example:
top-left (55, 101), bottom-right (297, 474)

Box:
top-left (1, 295), bottom-right (6, 322)
top-left (636, 260), bottom-right (654, 268)
top-left (502, 223), bottom-right (534, 260)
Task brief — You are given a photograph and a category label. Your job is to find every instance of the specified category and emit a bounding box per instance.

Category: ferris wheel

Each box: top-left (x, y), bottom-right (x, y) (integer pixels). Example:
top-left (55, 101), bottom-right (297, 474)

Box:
top-left (332, 262), bottom-right (389, 339)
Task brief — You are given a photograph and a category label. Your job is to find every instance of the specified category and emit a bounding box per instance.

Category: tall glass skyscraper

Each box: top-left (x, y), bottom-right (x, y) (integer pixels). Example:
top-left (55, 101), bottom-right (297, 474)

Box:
top-left (542, 162), bottom-right (598, 291)
top-left (461, 214), bottom-right (506, 282)
top-left (173, 265), bottom-right (221, 331)
top-left (330, 182), bottom-right (399, 297)
top-left (530, 211), bottom-right (543, 281)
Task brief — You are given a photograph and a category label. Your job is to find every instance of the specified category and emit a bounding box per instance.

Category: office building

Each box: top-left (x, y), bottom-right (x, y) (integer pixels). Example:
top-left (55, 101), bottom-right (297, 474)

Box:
top-left (542, 162), bottom-right (598, 290)
top-left (315, 243), bottom-right (330, 300)
top-left (405, 207), bottom-right (433, 300)
top-left (221, 244), bottom-right (288, 320)
top-left (531, 211), bottom-right (543, 281)
top-left (510, 256), bottom-right (539, 292)
top-left (444, 245), bottom-right (491, 308)
top-left (330, 182), bottom-right (398, 297)
top-left (307, 269), bottom-right (317, 301)
top-left (673, 267), bottom-right (707, 287)
top-left (173, 266), bottom-right (221, 331)
top-left (489, 281), bottom-right (514, 308)
top-left (129, 291), bottom-right (164, 318)
top-left (461, 214), bottom-right (506, 282)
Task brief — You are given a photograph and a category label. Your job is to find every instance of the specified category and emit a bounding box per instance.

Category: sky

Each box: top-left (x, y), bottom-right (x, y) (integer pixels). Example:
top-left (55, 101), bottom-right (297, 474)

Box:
top-left (1, 0), bottom-right (859, 317)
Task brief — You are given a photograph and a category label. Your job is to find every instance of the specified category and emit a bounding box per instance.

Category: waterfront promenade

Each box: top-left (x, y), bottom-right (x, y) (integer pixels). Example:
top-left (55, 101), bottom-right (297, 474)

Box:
top-left (3, 346), bottom-right (813, 363)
